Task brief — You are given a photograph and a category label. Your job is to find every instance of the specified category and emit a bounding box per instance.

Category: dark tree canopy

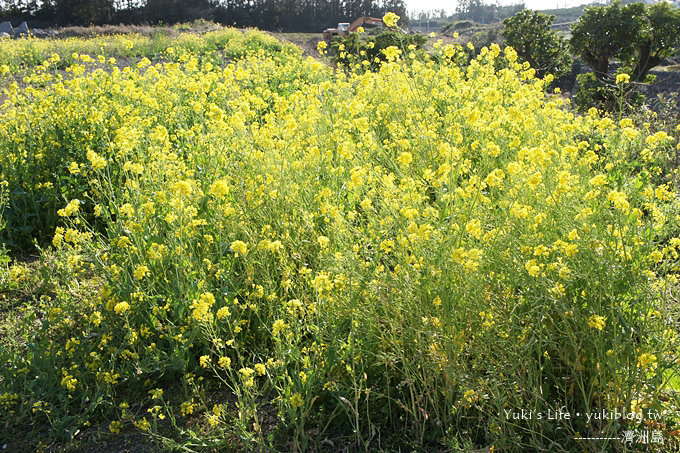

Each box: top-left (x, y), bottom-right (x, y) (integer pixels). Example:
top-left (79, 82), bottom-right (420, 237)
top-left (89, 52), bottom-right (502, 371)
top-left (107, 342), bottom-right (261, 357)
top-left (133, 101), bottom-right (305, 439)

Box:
top-left (0, 0), bottom-right (407, 32)
top-left (627, 1), bottom-right (680, 81)
top-left (570, 1), bottom-right (680, 82)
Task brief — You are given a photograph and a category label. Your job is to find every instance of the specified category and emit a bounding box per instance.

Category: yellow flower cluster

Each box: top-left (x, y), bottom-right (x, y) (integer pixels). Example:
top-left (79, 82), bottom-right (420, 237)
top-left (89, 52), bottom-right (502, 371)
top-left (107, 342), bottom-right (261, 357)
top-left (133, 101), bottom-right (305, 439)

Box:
top-left (587, 315), bottom-right (606, 331)
top-left (637, 352), bottom-right (657, 371)
top-left (230, 240), bottom-right (248, 257)
top-left (383, 12), bottom-right (400, 28)
top-left (190, 292), bottom-right (216, 323)
top-left (57, 199), bottom-right (80, 217)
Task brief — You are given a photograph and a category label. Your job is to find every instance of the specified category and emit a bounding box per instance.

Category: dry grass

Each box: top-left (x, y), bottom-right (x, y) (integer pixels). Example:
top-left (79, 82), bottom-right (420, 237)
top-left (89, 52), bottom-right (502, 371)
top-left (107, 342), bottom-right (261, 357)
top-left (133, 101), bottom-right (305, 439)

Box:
top-left (53, 19), bottom-right (222, 39)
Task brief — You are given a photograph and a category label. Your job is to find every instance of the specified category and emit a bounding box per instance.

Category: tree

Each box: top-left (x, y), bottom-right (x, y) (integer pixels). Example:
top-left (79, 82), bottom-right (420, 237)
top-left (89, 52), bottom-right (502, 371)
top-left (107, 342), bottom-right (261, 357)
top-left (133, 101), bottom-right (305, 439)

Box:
top-left (570, 1), bottom-right (680, 83)
top-left (0, 0), bottom-right (408, 32)
top-left (569, 1), bottom-right (680, 112)
top-left (627, 1), bottom-right (680, 82)
top-left (456, 0), bottom-right (496, 24)
top-left (54, 0), bottom-right (114, 25)
top-left (502, 9), bottom-right (572, 78)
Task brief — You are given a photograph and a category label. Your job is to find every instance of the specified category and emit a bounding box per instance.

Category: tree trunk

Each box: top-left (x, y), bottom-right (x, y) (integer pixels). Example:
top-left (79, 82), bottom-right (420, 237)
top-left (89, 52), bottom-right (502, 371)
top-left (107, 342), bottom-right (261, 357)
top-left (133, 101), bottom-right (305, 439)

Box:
top-left (632, 41), bottom-right (661, 83)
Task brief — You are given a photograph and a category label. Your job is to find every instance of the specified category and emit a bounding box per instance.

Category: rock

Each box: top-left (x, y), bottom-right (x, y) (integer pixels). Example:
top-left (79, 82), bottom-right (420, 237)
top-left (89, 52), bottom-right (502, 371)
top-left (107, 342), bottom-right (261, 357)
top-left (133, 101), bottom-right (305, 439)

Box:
top-left (0, 32), bottom-right (10, 39)
top-left (0, 21), bottom-right (12, 35)
top-left (33, 29), bottom-right (57, 38)
top-left (13, 21), bottom-right (29, 38)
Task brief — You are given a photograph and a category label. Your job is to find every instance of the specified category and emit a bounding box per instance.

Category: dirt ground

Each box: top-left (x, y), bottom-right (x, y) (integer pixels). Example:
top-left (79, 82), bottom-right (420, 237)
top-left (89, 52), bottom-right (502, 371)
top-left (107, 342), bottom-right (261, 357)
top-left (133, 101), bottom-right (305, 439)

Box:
top-left (269, 32), bottom-right (321, 59)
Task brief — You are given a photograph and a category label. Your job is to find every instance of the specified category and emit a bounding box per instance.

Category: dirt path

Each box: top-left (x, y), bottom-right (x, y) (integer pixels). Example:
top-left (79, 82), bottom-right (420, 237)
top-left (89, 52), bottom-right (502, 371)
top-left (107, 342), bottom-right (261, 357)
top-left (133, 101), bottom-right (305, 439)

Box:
top-left (269, 32), bottom-right (321, 60)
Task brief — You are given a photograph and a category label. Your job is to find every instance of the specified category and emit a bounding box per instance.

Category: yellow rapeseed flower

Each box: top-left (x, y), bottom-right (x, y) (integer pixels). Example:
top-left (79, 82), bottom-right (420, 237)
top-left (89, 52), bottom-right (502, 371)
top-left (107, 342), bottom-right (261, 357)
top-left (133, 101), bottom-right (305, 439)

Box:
top-left (587, 315), bottom-right (606, 331)
top-left (615, 73), bottom-right (630, 84)
top-left (272, 319), bottom-right (287, 336)
top-left (525, 260), bottom-right (540, 277)
top-left (113, 301), bottom-right (130, 314)
top-left (57, 199), bottom-right (80, 217)
top-left (317, 235), bottom-right (330, 248)
top-left (382, 46), bottom-right (402, 61)
top-left (290, 393), bottom-right (304, 408)
top-left (607, 190), bottom-right (630, 213)
top-left (507, 161), bottom-right (521, 175)
top-left (230, 240), bottom-right (248, 257)
top-left (209, 179), bottom-right (229, 197)
top-left (109, 421), bottom-right (123, 434)
top-left (637, 352), bottom-right (657, 370)
top-left (383, 12), bottom-right (400, 27)
top-left (191, 292), bottom-right (216, 323)
top-left (133, 265), bottom-right (150, 280)
top-left (134, 418), bottom-right (151, 431)
top-left (465, 219), bottom-right (482, 239)
top-left (526, 172), bottom-right (542, 189)
top-left (216, 306), bottom-right (231, 319)
top-left (218, 357), bottom-right (231, 369)
top-left (86, 150), bottom-right (107, 170)
top-left (397, 152), bottom-right (412, 166)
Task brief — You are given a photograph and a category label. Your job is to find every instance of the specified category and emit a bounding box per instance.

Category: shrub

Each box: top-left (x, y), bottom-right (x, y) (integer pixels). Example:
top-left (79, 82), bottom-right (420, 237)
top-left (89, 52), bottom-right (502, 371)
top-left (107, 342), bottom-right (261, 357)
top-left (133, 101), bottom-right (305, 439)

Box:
top-left (573, 71), bottom-right (648, 113)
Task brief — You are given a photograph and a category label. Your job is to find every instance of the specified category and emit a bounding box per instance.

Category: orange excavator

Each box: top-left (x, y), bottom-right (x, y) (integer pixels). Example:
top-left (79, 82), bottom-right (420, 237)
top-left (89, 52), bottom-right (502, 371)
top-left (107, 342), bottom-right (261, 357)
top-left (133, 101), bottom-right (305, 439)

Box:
top-left (323, 16), bottom-right (385, 42)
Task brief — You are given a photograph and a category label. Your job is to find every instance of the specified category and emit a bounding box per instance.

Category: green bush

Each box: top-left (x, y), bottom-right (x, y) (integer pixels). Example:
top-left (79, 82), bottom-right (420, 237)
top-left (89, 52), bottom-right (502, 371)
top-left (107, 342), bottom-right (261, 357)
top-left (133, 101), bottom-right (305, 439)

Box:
top-left (573, 72), bottom-right (647, 113)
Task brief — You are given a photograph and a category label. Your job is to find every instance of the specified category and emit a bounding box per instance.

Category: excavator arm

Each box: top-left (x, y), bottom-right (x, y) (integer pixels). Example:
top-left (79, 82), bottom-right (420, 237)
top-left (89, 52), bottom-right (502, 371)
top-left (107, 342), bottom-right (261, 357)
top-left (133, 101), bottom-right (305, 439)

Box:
top-left (324, 16), bottom-right (391, 42)
top-left (347, 16), bottom-right (385, 32)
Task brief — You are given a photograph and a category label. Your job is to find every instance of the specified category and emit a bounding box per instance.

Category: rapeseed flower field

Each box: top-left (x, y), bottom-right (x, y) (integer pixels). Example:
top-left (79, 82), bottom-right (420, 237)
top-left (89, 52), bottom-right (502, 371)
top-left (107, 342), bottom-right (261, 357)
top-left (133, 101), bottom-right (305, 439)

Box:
top-left (0, 20), bottom-right (679, 451)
